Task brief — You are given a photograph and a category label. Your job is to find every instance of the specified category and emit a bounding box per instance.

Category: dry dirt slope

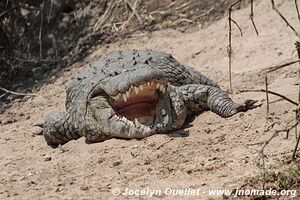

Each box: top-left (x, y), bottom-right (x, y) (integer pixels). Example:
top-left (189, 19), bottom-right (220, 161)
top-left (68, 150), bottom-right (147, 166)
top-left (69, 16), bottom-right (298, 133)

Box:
top-left (0, 0), bottom-right (299, 199)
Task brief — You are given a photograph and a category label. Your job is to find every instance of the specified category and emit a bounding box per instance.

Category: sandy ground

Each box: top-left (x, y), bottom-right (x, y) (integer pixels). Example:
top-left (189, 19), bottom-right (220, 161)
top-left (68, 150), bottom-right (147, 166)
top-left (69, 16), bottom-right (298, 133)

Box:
top-left (0, 0), bottom-right (299, 199)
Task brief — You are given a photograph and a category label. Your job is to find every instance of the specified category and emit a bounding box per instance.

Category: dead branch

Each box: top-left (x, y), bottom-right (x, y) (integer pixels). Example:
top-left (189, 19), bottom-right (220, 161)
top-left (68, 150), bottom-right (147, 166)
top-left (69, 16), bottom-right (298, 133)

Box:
top-left (0, 5), bottom-right (19, 19)
top-left (293, 41), bottom-right (300, 160)
top-left (124, 0), bottom-right (142, 24)
top-left (228, 0), bottom-right (242, 93)
top-left (259, 122), bottom-right (298, 167)
top-left (292, 125), bottom-right (300, 159)
top-left (271, 0), bottom-right (300, 38)
top-left (39, 1), bottom-right (45, 59)
top-left (250, 0), bottom-right (259, 35)
top-left (263, 59), bottom-right (300, 73)
top-left (240, 89), bottom-right (298, 106)
top-left (47, 0), bottom-right (54, 23)
top-left (0, 87), bottom-right (38, 97)
top-left (265, 75), bottom-right (270, 115)
top-left (277, 122), bottom-right (298, 136)
top-left (156, 138), bottom-right (174, 150)
top-left (93, 0), bottom-right (120, 33)
top-left (122, 0), bottom-right (141, 31)
top-left (295, 0), bottom-right (300, 22)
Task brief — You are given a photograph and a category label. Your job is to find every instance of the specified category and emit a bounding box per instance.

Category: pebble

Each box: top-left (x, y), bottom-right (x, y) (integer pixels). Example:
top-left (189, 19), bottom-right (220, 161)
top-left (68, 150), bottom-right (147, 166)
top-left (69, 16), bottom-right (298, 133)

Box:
top-left (111, 160), bottom-right (122, 167)
top-left (44, 157), bottom-right (52, 162)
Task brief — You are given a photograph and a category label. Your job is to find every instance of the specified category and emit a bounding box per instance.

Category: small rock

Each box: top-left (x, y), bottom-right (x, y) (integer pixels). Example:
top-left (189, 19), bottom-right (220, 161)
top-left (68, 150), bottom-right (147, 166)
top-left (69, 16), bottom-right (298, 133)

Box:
top-left (32, 126), bottom-right (43, 135)
top-left (28, 181), bottom-right (37, 186)
top-left (111, 160), bottom-right (122, 167)
top-left (1, 119), bottom-right (17, 125)
top-left (44, 157), bottom-right (52, 162)
top-left (144, 159), bottom-right (151, 165)
top-left (97, 158), bottom-right (104, 164)
top-left (80, 185), bottom-right (89, 190)
top-left (204, 128), bottom-right (211, 134)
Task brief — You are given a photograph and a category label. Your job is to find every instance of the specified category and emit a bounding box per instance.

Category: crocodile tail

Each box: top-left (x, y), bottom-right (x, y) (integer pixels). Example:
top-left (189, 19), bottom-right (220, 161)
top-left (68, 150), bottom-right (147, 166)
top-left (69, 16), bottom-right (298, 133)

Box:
top-left (43, 112), bottom-right (81, 147)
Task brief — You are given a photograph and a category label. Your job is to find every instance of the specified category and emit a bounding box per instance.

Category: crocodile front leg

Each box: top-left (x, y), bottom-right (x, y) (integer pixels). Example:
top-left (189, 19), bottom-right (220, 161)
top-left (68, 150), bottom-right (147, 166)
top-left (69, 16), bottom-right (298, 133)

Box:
top-left (43, 112), bottom-right (82, 147)
top-left (179, 84), bottom-right (256, 118)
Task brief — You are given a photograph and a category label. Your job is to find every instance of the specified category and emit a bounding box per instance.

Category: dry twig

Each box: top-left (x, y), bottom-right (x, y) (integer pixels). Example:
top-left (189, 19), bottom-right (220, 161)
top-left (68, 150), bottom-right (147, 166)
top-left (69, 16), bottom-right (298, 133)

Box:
top-left (293, 127), bottom-right (300, 159)
top-left (39, 1), bottom-right (45, 59)
top-left (295, 0), bottom-right (300, 22)
top-left (0, 5), bottom-right (19, 19)
top-left (122, 0), bottom-right (141, 31)
top-left (265, 75), bottom-right (270, 115)
top-left (228, 0), bottom-right (242, 93)
top-left (271, 0), bottom-right (300, 38)
top-left (250, 0), bottom-right (259, 35)
top-left (0, 87), bottom-right (38, 97)
top-left (293, 41), bottom-right (300, 160)
top-left (124, 0), bottom-right (142, 24)
top-left (240, 89), bottom-right (298, 106)
top-left (264, 59), bottom-right (300, 73)
top-left (156, 138), bottom-right (174, 150)
top-left (228, 0), bottom-right (261, 92)
top-left (93, 0), bottom-right (120, 32)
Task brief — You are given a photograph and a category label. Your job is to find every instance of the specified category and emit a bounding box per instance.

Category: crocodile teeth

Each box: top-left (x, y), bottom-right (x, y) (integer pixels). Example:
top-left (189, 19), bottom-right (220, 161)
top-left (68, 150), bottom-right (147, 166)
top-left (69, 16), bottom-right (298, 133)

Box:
top-left (134, 118), bottom-right (141, 127)
top-left (129, 86), bottom-right (133, 93)
top-left (147, 82), bottom-right (150, 86)
top-left (123, 94), bottom-right (127, 102)
top-left (145, 126), bottom-right (151, 132)
top-left (110, 115), bottom-right (117, 121)
top-left (159, 85), bottom-right (165, 93)
top-left (126, 91), bottom-right (130, 98)
top-left (128, 120), bottom-right (134, 126)
top-left (134, 86), bottom-right (139, 94)
top-left (116, 94), bottom-right (121, 100)
top-left (164, 114), bottom-right (169, 125)
top-left (139, 85), bottom-right (144, 91)
top-left (156, 83), bottom-right (160, 89)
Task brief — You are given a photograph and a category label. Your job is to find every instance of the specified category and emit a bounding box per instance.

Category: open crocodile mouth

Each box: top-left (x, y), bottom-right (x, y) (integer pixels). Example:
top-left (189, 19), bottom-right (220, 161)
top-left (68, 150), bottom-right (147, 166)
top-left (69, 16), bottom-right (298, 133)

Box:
top-left (110, 81), bottom-right (167, 126)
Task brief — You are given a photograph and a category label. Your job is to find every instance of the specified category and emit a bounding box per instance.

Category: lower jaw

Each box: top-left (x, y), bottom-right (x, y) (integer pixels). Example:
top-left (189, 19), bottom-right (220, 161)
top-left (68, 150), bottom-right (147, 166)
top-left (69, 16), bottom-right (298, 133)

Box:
top-left (117, 103), bottom-right (156, 123)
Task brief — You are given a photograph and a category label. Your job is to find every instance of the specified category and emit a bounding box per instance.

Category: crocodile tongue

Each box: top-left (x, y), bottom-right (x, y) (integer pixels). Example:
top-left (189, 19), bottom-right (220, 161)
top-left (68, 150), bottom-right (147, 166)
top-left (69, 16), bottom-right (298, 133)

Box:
top-left (118, 103), bottom-right (155, 125)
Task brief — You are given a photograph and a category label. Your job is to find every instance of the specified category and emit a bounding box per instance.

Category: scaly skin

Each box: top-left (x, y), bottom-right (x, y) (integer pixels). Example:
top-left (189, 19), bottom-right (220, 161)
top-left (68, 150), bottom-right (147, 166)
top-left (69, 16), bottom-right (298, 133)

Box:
top-left (43, 49), bottom-right (256, 147)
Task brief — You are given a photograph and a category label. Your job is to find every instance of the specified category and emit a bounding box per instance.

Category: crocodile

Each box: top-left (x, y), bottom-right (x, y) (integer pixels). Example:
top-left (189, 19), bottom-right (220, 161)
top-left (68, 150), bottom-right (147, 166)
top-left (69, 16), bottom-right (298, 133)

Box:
top-left (43, 49), bottom-right (256, 147)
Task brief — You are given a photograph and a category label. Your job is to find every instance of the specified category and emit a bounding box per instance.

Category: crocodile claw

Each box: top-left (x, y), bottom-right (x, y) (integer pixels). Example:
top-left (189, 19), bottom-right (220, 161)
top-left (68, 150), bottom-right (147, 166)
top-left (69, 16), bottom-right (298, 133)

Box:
top-left (236, 99), bottom-right (258, 112)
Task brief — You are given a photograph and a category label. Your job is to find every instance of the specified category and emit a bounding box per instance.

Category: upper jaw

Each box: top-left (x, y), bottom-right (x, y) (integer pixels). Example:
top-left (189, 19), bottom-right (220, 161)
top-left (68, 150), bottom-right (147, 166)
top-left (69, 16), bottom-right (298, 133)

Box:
top-left (101, 67), bottom-right (167, 97)
top-left (110, 80), bottom-right (167, 102)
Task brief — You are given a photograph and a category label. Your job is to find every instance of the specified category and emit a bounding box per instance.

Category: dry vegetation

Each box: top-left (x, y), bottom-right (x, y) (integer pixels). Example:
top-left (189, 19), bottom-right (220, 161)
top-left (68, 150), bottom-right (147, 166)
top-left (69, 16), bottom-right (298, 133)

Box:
top-left (0, 0), bottom-right (237, 97)
top-left (225, 0), bottom-right (300, 198)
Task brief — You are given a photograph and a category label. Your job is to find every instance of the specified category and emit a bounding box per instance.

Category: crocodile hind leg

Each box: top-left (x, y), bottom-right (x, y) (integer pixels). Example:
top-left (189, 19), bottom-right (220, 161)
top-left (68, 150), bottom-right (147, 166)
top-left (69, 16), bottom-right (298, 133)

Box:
top-left (43, 112), bottom-right (82, 147)
top-left (179, 84), bottom-right (256, 118)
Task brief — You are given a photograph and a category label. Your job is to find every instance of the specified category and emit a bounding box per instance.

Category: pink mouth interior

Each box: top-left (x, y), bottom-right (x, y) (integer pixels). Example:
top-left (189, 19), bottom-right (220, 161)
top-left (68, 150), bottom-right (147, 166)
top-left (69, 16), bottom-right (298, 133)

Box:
top-left (112, 85), bottom-right (159, 122)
